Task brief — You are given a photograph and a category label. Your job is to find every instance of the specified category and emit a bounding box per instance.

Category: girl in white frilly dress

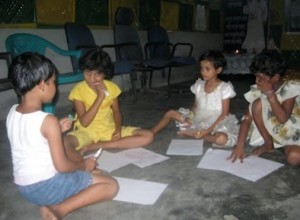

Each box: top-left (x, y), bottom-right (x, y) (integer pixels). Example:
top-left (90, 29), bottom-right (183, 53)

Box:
top-left (151, 50), bottom-right (240, 148)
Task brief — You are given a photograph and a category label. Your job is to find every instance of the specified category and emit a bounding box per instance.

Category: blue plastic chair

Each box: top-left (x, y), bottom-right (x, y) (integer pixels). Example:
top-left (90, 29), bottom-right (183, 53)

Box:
top-left (114, 7), bottom-right (170, 89)
top-left (5, 33), bottom-right (83, 113)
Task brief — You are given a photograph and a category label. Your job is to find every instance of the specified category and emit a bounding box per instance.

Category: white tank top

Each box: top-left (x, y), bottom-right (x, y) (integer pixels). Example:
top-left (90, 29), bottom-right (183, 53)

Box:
top-left (6, 105), bottom-right (57, 185)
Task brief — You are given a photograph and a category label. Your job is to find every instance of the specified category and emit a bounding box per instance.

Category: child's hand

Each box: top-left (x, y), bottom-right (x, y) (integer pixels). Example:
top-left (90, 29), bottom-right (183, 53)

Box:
top-left (84, 157), bottom-right (97, 172)
top-left (256, 73), bottom-right (273, 94)
top-left (111, 129), bottom-right (121, 141)
top-left (228, 145), bottom-right (246, 163)
top-left (94, 81), bottom-right (107, 97)
top-left (59, 117), bottom-right (73, 133)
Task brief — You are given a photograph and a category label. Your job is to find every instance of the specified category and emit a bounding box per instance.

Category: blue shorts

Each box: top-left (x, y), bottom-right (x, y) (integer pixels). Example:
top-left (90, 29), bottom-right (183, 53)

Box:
top-left (17, 170), bottom-right (93, 206)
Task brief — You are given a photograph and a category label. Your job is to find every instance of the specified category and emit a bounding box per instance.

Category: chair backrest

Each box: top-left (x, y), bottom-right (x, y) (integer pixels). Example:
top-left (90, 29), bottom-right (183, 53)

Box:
top-left (0, 52), bottom-right (12, 92)
top-left (64, 22), bottom-right (97, 71)
top-left (147, 25), bottom-right (172, 59)
top-left (5, 33), bottom-right (82, 84)
top-left (114, 7), bottom-right (143, 62)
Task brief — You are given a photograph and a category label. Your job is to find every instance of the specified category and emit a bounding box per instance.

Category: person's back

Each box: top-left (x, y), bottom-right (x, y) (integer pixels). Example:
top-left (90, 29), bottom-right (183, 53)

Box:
top-left (7, 108), bottom-right (56, 185)
top-left (6, 52), bottom-right (118, 220)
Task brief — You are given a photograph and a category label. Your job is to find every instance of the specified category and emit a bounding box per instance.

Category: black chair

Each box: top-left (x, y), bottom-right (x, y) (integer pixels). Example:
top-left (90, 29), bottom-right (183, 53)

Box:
top-left (64, 22), bottom-right (136, 98)
top-left (0, 52), bottom-right (20, 102)
top-left (114, 7), bottom-right (170, 90)
top-left (147, 24), bottom-right (196, 91)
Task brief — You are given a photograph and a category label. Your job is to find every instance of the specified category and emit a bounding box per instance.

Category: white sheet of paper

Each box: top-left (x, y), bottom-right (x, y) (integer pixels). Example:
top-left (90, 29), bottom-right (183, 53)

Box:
top-left (197, 148), bottom-right (284, 182)
top-left (113, 177), bottom-right (168, 205)
top-left (96, 151), bottom-right (131, 172)
top-left (166, 139), bottom-right (203, 156)
top-left (117, 148), bottom-right (169, 168)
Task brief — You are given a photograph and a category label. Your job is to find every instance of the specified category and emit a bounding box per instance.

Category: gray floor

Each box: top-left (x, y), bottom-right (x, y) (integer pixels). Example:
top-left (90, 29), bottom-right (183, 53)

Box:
top-left (0, 75), bottom-right (299, 220)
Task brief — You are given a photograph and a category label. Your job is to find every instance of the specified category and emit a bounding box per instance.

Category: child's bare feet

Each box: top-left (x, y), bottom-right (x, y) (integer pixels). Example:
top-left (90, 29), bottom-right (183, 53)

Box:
top-left (177, 130), bottom-right (196, 138)
top-left (40, 207), bottom-right (61, 220)
top-left (252, 144), bottom-right (274, 156)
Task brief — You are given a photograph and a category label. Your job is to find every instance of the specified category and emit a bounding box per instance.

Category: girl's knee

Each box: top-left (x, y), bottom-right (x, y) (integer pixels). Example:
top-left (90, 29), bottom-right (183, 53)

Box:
top-left (144, 130), bottom-right (154, 145)
top-left (286, 147), bottom-right (300, 166)
top-left (109, 177), bottom-right (119, 198)
top-left (215, 133), bottom-right (228, 145)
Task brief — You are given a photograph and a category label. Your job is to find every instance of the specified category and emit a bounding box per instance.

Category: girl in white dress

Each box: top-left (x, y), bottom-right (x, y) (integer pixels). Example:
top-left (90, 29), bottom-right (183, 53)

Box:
top-left (151, 50), bottom-right (239, 147)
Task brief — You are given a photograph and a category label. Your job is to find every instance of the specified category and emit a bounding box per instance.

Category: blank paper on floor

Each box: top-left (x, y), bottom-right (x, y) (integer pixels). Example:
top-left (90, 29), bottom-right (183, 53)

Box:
top-left (197, 148), bottom-right (284, 182)
top-left (166, 139), bottom-right (203, 156)
top-left (96, 151), bottom-right (131, 172)
top-left (117, 148), bottom-right (169, 168)
top-left (113, 177), bottom-right (168, 205)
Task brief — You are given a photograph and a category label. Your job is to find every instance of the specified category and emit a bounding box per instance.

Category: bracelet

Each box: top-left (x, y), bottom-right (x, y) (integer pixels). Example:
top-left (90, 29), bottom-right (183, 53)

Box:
top-left (265, 90), bottom-right (274, 98)
top-left (268, 96), bottom-right (276, 103)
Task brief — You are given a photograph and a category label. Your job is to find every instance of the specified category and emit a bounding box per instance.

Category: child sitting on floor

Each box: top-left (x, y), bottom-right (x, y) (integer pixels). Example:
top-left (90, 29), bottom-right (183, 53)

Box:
top-left (151, 50), bottom-right (239, 148)
top-left (63, 47), bottom-right (153, 156)
top-left (6, 52), bottom-right (118, 220)
top-left (229, 49), bottom-right (300, 166)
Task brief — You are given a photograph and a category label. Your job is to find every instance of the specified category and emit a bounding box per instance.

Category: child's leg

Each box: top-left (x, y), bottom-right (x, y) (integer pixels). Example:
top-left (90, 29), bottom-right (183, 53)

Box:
top-left (40, 174), bottom-right (118, 220)
top-left (63, 135), bottom-right (84, 162)
top-left (151, 110), bottom-right (183, 134)
top-left (285, 145), bottom-right (300, 166)
top-left (177, 130), bottom-right (228, 146)
top-left (251, 99), bottom-right (274, 155)
top-left (82, 128), bottom-right (153, 152)
top-left (203, 132), bottom-right (228, 146)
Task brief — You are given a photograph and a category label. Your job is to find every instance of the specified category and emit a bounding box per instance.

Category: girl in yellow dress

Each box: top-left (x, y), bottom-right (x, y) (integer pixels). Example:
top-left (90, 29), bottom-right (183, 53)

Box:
top-left (64, 48), bottom-right (153, 156)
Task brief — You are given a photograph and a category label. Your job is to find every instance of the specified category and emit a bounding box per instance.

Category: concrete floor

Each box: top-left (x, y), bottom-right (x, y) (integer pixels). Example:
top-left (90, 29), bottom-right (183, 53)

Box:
top-left (0, 75), bottom-right (299, 220)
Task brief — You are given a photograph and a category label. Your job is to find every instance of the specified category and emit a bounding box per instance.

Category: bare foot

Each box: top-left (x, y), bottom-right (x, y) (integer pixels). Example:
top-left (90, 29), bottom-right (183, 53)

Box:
top-left (177, 130), bottom-right (196, 138)
top-left (252, 144), bottom-right (274, 156)
top-left (40, 207), bottom-right (61, 220)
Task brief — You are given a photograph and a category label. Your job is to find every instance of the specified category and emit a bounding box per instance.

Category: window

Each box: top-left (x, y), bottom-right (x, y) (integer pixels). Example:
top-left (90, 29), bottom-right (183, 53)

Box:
top-left (285, 0), bottom-right (300, 33)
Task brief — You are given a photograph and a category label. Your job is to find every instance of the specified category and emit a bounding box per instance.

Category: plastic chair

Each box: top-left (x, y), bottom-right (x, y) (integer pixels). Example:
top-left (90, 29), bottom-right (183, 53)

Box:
top-left (64, 22), bottom-right (136, 99)
top-left (147, 24), bottom-right (196, 90)
top-left (5, 33), bottom-right (83, 113)
top-left (0, 52), bottom-right (21, 102)
top-left (114, 7), bottom-right (170, 90)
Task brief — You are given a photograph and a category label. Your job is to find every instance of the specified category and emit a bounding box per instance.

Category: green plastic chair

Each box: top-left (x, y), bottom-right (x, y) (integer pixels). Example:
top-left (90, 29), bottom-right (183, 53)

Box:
top-left (5, 33), bottom-right (83, 114)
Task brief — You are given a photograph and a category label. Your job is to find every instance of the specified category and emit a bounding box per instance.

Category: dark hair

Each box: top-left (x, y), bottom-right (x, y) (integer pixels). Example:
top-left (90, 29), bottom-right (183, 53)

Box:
top-left (79, 47), bottom-right (114, 79)
top-left (249, 49), bottom-right (287, 77)
top-left (8, 52), bottom-right (57, 96)
top-left (199, 50), bottom-right (227, 70)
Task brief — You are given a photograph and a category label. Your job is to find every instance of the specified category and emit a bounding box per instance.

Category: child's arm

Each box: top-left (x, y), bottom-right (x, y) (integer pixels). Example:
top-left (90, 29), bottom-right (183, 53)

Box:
top-left (41, 115), bottom-right (96, 172)
top-left (73, 94), bottom-right (104, 128)
top-left (258, 74), bottom-right (296, 123)
top-left (228, 110), bottom-right (252, 163)
top-left (266, 95), bottom-right (296, 124)
top-left (111, 98), bottom-right (122, 141)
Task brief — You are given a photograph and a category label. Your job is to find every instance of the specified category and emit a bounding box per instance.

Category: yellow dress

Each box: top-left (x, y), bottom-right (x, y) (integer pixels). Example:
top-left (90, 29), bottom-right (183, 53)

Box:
top-left (68, 80), bottom-right (137, 149)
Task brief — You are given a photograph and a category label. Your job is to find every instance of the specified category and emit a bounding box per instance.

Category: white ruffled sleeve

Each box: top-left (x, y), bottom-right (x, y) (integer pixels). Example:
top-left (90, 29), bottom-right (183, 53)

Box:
top-left (221, 81), bottom-right (236, 99)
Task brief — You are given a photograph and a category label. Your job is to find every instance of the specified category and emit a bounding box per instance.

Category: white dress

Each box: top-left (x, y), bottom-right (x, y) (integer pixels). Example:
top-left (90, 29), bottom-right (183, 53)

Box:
top-left (241, 0), bottom-right (268, 53)
top-left (185, 79), bottom-right (240, 147)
